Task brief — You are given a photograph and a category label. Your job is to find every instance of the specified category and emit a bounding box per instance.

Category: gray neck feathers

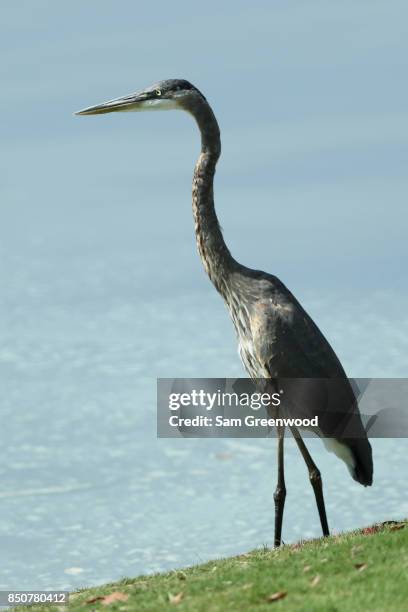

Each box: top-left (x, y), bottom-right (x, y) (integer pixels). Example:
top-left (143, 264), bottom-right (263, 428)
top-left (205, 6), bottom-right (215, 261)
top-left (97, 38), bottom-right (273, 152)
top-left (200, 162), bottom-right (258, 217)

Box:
top-left (188, 97), bottom-right (236, 297)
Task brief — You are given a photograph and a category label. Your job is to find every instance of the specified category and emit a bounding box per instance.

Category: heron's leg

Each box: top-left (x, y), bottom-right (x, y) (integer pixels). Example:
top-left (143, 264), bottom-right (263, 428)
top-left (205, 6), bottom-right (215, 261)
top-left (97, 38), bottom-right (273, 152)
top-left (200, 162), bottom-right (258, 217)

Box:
top-left (273, 425), bottom-right (286, 547)
top-left (290, 426), bottom-right (329, 537)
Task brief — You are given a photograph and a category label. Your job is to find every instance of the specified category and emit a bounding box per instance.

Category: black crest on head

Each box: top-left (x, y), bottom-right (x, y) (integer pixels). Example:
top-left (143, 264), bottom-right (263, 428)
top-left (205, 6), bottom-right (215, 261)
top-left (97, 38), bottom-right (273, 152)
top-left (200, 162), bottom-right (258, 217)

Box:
top-left (154, 79), bottom-right (206, 100)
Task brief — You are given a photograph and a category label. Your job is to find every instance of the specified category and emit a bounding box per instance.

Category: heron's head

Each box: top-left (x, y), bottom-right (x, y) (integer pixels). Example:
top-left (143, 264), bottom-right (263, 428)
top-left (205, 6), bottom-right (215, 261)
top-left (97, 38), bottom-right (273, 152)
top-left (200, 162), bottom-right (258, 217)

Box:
top-left (75, 79), bottom-right (206, 116)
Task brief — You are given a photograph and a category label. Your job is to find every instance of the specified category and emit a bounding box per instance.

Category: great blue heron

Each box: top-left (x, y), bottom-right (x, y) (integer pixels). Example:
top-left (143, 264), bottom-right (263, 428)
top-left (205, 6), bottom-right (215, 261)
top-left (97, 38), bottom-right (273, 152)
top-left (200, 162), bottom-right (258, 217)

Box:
top-left (76, 79), bottom-right (373, 547)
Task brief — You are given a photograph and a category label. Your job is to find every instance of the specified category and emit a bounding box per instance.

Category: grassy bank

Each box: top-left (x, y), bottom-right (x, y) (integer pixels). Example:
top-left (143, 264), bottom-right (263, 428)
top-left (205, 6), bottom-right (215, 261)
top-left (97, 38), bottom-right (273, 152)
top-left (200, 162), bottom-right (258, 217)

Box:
top-left (20, 521), bottom-right (407, 611)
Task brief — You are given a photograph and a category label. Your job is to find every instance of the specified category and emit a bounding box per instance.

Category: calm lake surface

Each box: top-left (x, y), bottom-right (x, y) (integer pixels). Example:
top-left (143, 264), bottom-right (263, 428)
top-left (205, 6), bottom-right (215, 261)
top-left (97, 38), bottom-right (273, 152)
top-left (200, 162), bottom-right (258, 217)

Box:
top-left (1, 244), bottom-right (407, 590)
top-left (1, 0), bottom-right (408, 592)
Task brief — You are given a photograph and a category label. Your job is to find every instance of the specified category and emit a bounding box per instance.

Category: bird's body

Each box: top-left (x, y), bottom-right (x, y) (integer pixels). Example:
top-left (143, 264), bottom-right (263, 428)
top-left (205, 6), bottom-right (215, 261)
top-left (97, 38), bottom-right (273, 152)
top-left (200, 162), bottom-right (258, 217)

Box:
top-left (213, 264), bottom-right (372, 487)
top-left (76, 78), bottom-right (373, 545)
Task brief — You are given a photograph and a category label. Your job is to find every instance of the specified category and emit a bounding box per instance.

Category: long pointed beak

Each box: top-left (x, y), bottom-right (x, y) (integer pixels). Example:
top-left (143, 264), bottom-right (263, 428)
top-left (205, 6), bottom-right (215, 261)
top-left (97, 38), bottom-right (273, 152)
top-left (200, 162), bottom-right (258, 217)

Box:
top-left (75, 91), bottom-right (148, 115)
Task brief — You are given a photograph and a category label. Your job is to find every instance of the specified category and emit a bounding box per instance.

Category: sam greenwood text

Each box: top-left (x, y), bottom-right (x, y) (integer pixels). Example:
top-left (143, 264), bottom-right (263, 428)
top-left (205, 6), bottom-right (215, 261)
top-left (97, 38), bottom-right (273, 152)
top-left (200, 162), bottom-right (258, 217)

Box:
top-left (168, 415), bottom-right (319, 428)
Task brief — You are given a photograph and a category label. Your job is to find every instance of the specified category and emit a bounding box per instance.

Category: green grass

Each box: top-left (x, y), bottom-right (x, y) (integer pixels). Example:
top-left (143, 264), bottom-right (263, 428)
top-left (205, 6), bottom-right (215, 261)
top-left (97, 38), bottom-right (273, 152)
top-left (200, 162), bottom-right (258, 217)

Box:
top-left (18, 521), bottom-right (408, 611)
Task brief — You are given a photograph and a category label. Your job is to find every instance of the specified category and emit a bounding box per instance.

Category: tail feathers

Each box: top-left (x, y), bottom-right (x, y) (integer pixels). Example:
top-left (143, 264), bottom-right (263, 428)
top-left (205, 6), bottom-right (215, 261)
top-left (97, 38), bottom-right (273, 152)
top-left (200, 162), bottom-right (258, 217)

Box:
top-left (323, 437), bottom-right (373, 486)
top-left (347, 437), bottom-right (373, 486)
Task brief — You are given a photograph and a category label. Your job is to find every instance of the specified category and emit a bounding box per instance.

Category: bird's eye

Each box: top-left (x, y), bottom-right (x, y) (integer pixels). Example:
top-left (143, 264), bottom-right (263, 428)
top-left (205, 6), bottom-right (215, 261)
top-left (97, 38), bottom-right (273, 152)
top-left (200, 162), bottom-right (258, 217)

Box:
top-left (155, 89), bottom-right (162, 96)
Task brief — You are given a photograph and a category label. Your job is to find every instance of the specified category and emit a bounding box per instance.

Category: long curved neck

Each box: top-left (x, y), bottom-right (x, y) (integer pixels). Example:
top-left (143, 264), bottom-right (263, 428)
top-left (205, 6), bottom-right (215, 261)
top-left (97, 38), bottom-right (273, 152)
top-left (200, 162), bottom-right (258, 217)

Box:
top-left (188, 98), bottom-right (236, 297)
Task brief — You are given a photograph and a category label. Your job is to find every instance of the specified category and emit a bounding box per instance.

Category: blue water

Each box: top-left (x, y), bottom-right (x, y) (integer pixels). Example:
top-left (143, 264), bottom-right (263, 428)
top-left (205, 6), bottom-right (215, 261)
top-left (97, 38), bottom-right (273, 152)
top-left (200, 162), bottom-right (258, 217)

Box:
top-left (1, 252), bottom-right (407, 589)
top-left (1, 0), bottom-right (408, 592)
